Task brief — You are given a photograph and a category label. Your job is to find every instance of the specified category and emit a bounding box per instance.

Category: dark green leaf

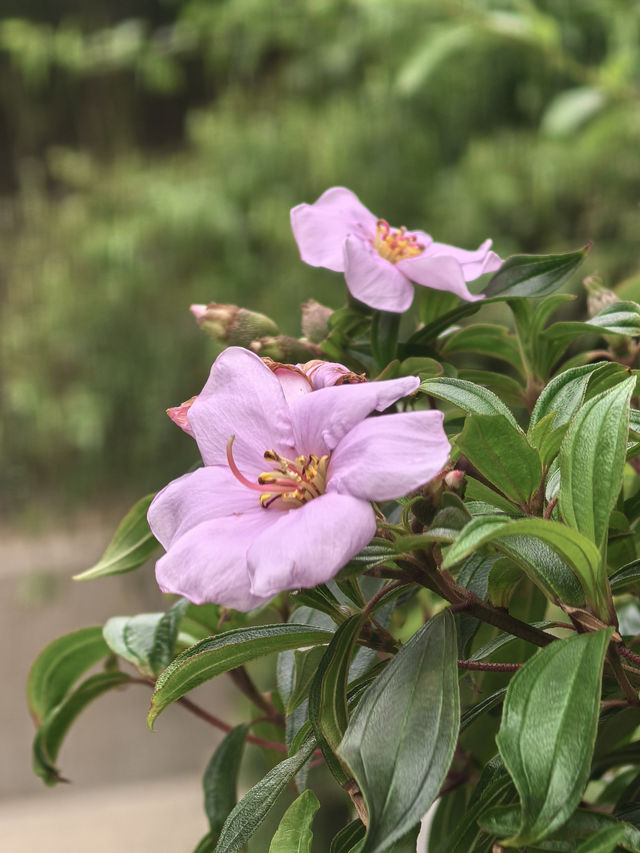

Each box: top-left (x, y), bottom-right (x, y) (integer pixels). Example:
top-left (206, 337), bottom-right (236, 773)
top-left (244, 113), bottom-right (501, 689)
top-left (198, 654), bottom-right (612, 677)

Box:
top-left (529, 363), bottom-right (611, 433)
top-left (574, 825), bottom-right (627, 853)
top-left (610, 560), bottom-right (640, 594)
top-left (339, 611), bottom-right (460, 853)
top-left (148, 624), bottom-right (332, 728)
top-left (268, 789), bottom-right (320, 853)
top-left (456, 415), bottom-right (542, 506)
top-left (203, 724), bottom-right (248, 840)
top-left (309, 614), bottom-right (365, 785)
top-left (464, 477), bottom-right (520, 514)
top-left (215, 734), bottom-right (317, 853)
top-left (331, 821), bottom-right (366, 853)
top-left (420, 377), bottom-right (519, 429)
top-left (33, 672), bottom-right (132, 785)
top-left (73, 493), bottom-right (158, 580)
top-left (559, 377), bottom-right (635, 552)
top-left (456, 369), bottom-right (526, 408)
top-left (27, 626), bottom-right (111, 724)
top-left (484, 247), bottom-right (588, 298)
top-left (192, 832), bottom-right (215, 853)
top-left (544, 301), bottom-right (640, 347)
top-left (371, 311), bottom-right (401, 368)
top-left (495, 629), bottom-right (612, 847)
top-left (286, 646), bottom-right (328, 714)
top-left (440, 324), bottom-right (524, 373)
top-left (442, 516), bottom-right (601, 611)
top-left (460, 689), bottom-right (507, 733)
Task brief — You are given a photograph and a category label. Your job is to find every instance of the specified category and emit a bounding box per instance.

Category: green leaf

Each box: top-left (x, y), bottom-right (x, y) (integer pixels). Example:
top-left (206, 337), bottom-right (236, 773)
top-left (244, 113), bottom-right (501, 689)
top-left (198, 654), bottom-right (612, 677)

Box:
top-left (148, 624), bottom-right (332, 729)
top-left (331, 821), bottom-right (366, 853)
top-left (439, 324), bottom-right (524, 373)
top-left (268, 789), bottom-right (320, 853)
top-left (460, 689), bottom-right (507, 733)
top-left (202, 724), bottom-right (248, 841)
top-left (103, 598), bottom-right (189, 679)
top-left (559, 377), bottom-right (635, 551)
top-left (371, 311), bottom-right (401, 368)
top-left (464, 477), bottom-right (521, 514)
top-left (286, 646), bottom-right (328, 714)
top-left (420, 377), bottom-right (520, 429)
top-left (484, 247), bottom-right (588, 299)
top-left (309, 613), bottom-right (365, 785)
top-left (33, 671), bottom-right (132, 785)
top-left (339, 611), bottom-right (460, 853)
top-left (455, 369), bottom-right (525, 408)
top-left (215, 734), bottom-right (317, 853)
top-left (529, 362), bottom-right (611, 433)
top-left (495, 629), bottom-right (612, 847)
top-left (27, 626), bottom-right (111, 724)
top-left (574, 824), bottom-right (627, 853)
top-left (443, 515), bottom-right (601, 610)
top-left (192, 832), bottom-right (215, 853)
top-left (610, 559), bottom-right (640, 594)
top-left (544, 301), bottom-right (640, 346)
top-left (73, 494), bottom-right (158, 580)
top-left (456, 415), bottom-right (542, 506)
top-left (541, 86), bottom-right (607, 137)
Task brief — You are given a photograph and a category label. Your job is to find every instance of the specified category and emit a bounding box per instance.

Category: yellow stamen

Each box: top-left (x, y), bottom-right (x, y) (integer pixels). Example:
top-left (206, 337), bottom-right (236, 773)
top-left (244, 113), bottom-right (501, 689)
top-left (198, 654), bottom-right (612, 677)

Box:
top-left (373, 219), bottom-right (424, 264)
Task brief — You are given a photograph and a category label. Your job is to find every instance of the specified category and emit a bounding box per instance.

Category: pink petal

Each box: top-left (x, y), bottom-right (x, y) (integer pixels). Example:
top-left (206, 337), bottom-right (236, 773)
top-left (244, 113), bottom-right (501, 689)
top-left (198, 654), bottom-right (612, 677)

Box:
top-left (247, 493), bottom-right (376, 597)
top-left (327, 410), bottom-right (451, 501)
top-left (155, 513), bottom-right (271, 610)
top-left (188, 347), bottom-right (295, 476)
top-left (425, 237), bottom-right (502, 279)
top-left (301, 359), bottom-right (365, 389)
top-left (397, 254), bottom-right (484, 302)
top-left (289, 375), bottom-right (420, 457)
top-left (148, 466), bottom-right (258, 549)
top-left (272, 366), bottom-right (313, 402)
top-left (290, 187), bottom-right (378, 272)
top-left (166, 396), bottom-right (197, 437)
top-left (343, 235), bottom-right (415, 312)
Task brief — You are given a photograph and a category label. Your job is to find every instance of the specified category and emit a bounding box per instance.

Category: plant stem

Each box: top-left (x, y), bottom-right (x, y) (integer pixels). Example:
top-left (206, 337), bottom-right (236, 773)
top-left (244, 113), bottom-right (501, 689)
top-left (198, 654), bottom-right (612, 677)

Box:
top-left (458, 660), bottom-right (522, 672)
top-left (228, 666), bottom-right (284, 724)
top-left (176, 695), bottom-right (288, 753)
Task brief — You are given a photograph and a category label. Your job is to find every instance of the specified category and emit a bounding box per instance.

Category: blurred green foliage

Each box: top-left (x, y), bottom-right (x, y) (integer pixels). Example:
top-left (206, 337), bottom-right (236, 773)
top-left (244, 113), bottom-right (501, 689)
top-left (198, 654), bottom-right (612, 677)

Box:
top-left (1, 0), bottom-right (639, 513)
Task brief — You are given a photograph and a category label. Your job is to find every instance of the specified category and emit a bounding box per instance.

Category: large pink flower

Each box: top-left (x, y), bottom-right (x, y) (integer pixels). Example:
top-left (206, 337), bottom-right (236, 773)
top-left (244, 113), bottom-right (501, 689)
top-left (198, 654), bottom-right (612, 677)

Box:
top-left (148, 347), bottom-right (450, 611)
top-left (291, 187), bottom-right (502, 313)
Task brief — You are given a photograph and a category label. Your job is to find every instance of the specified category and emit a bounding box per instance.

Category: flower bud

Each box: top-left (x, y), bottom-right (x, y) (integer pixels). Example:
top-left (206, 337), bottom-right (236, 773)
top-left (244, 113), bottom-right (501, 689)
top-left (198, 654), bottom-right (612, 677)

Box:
top-left (583, 274), bottom-right (618, 318)
top-left (190, 302), bottom-right (279, 346)
top-left (300, 299), bottom-right (333, 344)
top-left (250, 335), bottom-right (320, 363)
top-left (300, 359), bottom-right (366, 388)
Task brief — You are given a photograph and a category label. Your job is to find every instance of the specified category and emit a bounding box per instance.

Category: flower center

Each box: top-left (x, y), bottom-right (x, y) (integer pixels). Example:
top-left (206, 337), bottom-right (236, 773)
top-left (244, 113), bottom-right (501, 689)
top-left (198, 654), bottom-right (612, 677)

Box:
top-left (226, 436), bottom-right (329, 509)
top-left (373, 219), bottom-right (424, 264)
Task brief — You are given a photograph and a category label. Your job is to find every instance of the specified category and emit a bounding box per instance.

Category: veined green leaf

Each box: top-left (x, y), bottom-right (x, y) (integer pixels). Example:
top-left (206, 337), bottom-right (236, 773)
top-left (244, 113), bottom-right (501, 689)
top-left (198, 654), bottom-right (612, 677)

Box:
top-left (309, 614), bottom-right (366, 785)
top-left (495, 629), bottom-right (612, 847)
top-left (268, 790), bottom-right (320, 853)
top-left (610, 559), bottom-right (640, 594)
top-left (456, 415), bottom-right (541, 506)
top-left (331, 820), bottom-right (366, 853)
top-left (215, 733), bottom-right (317, 853)
top-left (148, 624), bottom-right (332, 729)
top-left (202, 724), bottom-right (248, 841)
top-left (339, 611), bottom-right (459, 853)
top-left (33, 671), bottom-right (132, 785)
top-left (286, 646), bottom-right (327, 714)
top-left (440, 323), bottom-right (524, 373)
top-left (529, 362), bottom-right (611, 433)
top-left (574, 824), bottom-right (627, 853)
top-left (544, 301), bottom-right (640, 345)
top-left (103, 598), bottom-right (188, 679)
top-left (73, 493), bottom-right (158, 580)
top-left (484, 247), bottom-right (588, 298)
top-left (420, 377), bottom-right (520, 429)
top-left (27, 626), bottom-right (111, 724)
top-left (559, 377), bottom-right (635, 551)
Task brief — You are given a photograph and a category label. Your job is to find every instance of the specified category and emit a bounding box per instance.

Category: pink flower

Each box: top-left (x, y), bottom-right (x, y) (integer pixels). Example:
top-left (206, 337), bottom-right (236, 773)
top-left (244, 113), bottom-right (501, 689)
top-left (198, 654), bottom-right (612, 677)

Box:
top-left (148, 347), bottom-right (450, 611)
top-left (290, 187), bottom-right (502, 313)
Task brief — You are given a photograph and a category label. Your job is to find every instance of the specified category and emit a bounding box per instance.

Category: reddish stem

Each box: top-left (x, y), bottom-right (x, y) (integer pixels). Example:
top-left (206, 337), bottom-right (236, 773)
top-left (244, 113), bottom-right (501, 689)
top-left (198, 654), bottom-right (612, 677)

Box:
top-left (457, 660), bottom-right (522, 673)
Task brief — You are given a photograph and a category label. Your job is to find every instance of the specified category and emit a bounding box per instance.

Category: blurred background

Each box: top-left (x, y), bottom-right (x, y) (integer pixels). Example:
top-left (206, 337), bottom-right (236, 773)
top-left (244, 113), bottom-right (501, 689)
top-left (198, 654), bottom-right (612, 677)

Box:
top-left (1, 0), bottom-right (639, 849)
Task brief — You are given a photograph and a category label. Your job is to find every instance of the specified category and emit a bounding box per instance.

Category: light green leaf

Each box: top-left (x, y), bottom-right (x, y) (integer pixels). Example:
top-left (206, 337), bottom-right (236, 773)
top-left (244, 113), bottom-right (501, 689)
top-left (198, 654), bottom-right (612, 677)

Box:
top-left (148, 624), bottom-right (332, 729)
top-left (440, 323), bottom-right (524, 373)
top-left (27, 626), bottom-right (111, 724)
top-left (103, 598), bottom-right (188, 679)
top-left (339, 611), bottom-right (460, 853)
top-left (215, 734), bottom-right (317, 853)
top-left (495, 629), bottom-right (612, 847)
top-left (610, 559), bottom-right (640, 594)
top-left (33, 672), bottom-right (132, 786)
top-left (559, 377), bottom-right (635, 551)
top-left (73, 494), bottom-right (158, 580)
top-left (331, 821), bottom-right (366, 853)
top-left (574, 824), bottom-right (627, 853)
top-left (456, 415), bottom-right (541, 506)
top-left (286, 646), bottom-right (328, 714)
top-left (484, 247), bottom-right (588, 299)
top-left (529, 362), bottom-right (611, 433)
top-left (541, 86), bottom-right (607, 137)
top-left (203, 724), bottom-right (248, 841)
top-left (420, 377), bottom-right (520, 429)
top-left (268, 790), bottom-right (320, 853)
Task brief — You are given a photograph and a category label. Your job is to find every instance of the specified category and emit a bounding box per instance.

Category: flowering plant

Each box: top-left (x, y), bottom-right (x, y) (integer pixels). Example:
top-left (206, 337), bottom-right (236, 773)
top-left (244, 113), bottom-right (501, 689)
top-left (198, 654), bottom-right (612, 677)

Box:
top-left (27, 188), bottom-right (640, 852)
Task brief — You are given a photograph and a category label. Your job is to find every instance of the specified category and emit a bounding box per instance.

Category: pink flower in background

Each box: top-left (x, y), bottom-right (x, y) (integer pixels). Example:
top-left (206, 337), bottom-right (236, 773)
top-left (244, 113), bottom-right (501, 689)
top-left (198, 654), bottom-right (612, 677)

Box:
top-left (149, 347), bottom-right (450, 610)
top-left (290, 187), bottom-right (501, 313)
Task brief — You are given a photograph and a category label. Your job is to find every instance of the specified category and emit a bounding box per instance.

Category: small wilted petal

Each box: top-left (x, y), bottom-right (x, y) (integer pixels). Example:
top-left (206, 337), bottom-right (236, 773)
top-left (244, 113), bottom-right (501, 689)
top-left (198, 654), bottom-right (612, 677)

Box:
top-left (166, 396), bottom-right (197, 436)
top-left (262, 359), bottom-right (313, 402)
top-left (300, 359), bottom-right (366, 389)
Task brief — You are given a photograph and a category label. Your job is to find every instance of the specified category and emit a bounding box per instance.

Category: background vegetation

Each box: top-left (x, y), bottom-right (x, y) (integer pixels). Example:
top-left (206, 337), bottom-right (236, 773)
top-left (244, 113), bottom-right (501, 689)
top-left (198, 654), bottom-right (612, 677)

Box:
top-left (2, 0), bottom-right (639, 516)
